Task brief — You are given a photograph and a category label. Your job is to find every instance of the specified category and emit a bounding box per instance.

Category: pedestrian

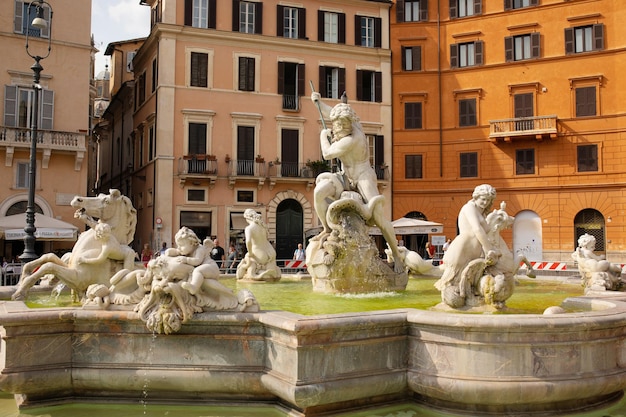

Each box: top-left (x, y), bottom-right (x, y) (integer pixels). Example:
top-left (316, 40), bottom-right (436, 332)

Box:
top-left (210, 239), bottom-right (225, 268)
top-left (158, 242), bottom-right (167, 256)
top-left (424, 242), bottom-right (435, 260)
top-left (293, 243), bottom-right (305, 261)
top-left (442, 238), bottom-right (452, 252)
top-left (226, 243), bottom-right (237, 273)
top-left (141, 243), bottom-right (152, 267)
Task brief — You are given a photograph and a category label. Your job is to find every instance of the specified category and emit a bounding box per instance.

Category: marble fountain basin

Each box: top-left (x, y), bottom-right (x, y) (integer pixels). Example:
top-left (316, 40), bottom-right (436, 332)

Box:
top-left (0, 295), bottom-right (625, 416)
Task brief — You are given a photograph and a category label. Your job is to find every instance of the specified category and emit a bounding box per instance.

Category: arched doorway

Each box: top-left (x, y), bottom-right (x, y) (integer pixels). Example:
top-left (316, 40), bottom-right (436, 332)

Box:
top-left (513, 210), bottom-right (543, 262)
top-left (574, 209), bottom-right (605, 255)
top-left (275, 199), bottom-right (303, 260)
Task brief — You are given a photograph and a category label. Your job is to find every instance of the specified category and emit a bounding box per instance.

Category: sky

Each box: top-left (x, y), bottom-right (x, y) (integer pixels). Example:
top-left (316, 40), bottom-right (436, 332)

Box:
top-left (92, 0), bottom-right (151, 75)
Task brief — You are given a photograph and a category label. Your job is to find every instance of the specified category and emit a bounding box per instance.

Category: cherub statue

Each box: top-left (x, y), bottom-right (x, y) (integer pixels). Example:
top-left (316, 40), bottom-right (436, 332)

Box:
top-left (572, 233), bottom-right (623, 291)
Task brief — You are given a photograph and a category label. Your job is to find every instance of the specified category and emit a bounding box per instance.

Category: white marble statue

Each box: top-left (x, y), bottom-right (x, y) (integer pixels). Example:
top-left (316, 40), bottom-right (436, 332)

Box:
top-left (434, 186), bottom-right (535, 309)
top-left (236, 209), bottom-right (281, 281)
top-left (572, 233), bottom-right (624, 291)
top-left (385, 244), bottom-right (435, 276)
top-left (12, 189), bottom-right (137, 302)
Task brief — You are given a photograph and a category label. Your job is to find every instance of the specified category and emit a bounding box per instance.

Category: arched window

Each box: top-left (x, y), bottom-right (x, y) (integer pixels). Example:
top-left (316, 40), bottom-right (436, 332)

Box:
top-left (6, 201), bottom-right (43, 216)
top-left (574, 209), bottom-right (605, 252)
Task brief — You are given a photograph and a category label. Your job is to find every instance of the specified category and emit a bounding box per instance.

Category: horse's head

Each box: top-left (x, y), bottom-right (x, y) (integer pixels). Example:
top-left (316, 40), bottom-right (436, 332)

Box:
top-left (71, 189), bottom-right (137, 244)
top-left (486, 202), bottom-right (514, 234)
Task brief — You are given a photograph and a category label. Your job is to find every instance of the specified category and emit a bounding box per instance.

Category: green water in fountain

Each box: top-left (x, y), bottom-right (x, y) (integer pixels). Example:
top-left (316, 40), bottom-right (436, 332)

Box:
top-left (26, 277), bottom-right (584, 314)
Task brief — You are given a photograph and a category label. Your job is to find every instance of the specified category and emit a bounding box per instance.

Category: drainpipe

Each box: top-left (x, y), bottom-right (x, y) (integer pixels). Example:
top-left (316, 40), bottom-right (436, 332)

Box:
top-left (438, 0), bottom-right (443, 177)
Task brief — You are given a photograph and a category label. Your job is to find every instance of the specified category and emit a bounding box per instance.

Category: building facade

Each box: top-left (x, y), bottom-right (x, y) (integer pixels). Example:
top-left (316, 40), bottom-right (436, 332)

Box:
top-left (391, 0), bottom-right (626, 262)
top-left (0, 0), bottom-right (92, 259)
top-left (113, 0), bottom-right (394, 258)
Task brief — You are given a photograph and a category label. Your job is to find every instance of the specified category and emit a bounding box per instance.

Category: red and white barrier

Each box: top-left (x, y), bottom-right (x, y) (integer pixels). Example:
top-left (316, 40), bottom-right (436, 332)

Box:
top-left (283, 260), bottom-right (307, 269)
top-left (519, 262), bottom-right (567, 271)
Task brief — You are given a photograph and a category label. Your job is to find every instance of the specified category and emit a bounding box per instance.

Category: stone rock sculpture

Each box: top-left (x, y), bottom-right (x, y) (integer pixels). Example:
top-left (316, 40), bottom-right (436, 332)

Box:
top-left (236, 209), bottom-right (281, 281)
top-left (572, 233), bottom-right (624, 291)
top-left (12, 189), bottom-right (137, 301)
top-left (434, 186), bottom-right (535, 309)
top-left (307, 91), bottom-right (406, 293)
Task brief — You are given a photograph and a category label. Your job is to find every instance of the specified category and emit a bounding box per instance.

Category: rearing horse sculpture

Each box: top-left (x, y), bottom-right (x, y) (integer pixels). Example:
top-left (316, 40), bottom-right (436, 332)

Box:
top-left (12, 189), bottom-right (137, 301)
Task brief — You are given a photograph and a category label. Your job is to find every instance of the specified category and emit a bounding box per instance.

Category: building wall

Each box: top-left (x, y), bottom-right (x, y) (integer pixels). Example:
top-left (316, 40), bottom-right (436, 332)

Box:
top-left (0, 0), bottom-right (92, 257)
top-left (128, 0), bottom-right (394, 257)
top-left (391, 0), bottom-right (626, 262)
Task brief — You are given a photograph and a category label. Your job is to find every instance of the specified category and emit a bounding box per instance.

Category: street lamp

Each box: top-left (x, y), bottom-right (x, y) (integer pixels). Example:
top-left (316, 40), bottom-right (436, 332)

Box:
top-left (20, 1), bottom-right (53, 263)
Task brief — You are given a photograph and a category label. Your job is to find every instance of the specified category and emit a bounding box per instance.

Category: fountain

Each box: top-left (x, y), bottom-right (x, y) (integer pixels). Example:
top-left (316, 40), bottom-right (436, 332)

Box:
top-left (0, 97), bottom-right (625, 415)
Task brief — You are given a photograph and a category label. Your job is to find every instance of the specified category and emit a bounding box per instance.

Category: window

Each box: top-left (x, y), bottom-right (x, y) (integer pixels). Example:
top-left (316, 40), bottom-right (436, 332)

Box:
top-left (405, 103), bottom-right (423, 129)
top-left (234, 1), bottom-right (262, 34)
top-left (515, 148), bottom-right (535, 175)
top-left (575, 86), bottom-right (596, 117)
top-left (402, 46), bottom-right (422, 71)
top-left (184, 0), bottom-right (216, 28)
top-left (14, 0), bottom-right (50, 38)
top-left (504, 0), bottom-right (539, 10)
top-left (187, 189), bottom-right (207, 203)
top-left (356, 70), bottom-right (382, 102)
top-left (319, 66), bottom-right (345, 99)
top-left (369, 135), bottom-right (385, 180)
top-left (450, 0), bottom-right (481, 19)
top-left (278, 6), bottom-right (305, 39)
top-left (396, 1), bottom-right (428, 23)
top-left (278, 62), bottom-right (305, 110)
top-left (237, 126), bottom-right (255, 175)
top-left (4, 85), bottom-right (54, 129)
top-left (237, 190), bottom-right (255, 203)
top-left (405, 155), bottom-right (423, 179)
top-left (355, 16), bottom-right (381, 48)
top-left (148, 126), bottom-right (155, 161)
top-left (459, 98), bottom-right (476, 127)
top-left (450, 41), bottom-right (483, 68)
top-left (190, 52), bottom-right (208, 88)
top-left (577, 145), bottom-right (598, 172)
top-left (505, 33), bottom-right (540, 61)
top-left (460, 152), bottom-right (478, 178)
top-left (151, 58), bottom-right (157, 93)
top-left (136, 73), bottom-right (146, 106)
top-left (238, 57), bottom-right (255, 91)
top-left (565, 24), bottom-right (604, 54)
top-left (514, 93), bottom-right (533, 130)
top-left (280, 129), bottom-right (300, 177)
top-left (16, 162), bottom-right (29, 189)
top-left (188, 123), bottom-right (207, 154)
top-left (318, 11), bottom-right (345, 44)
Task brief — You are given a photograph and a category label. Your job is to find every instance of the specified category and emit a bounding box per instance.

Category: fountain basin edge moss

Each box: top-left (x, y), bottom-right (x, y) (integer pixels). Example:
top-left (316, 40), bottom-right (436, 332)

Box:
top-left (0, 296), bottom-right (625, 415)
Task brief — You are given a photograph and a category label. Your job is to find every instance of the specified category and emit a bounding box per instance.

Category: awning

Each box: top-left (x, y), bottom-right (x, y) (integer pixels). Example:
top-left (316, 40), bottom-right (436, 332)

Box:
top-left (370, 217), bottom-right (443, 235)
top-left (230, 213), bottom-right (248, 230)
top-left (0, 214), bottom-right (79, 241)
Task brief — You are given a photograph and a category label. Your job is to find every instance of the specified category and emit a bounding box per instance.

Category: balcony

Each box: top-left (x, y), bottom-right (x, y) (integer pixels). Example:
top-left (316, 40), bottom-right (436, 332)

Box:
top-left (177, 154), bottom-right (218, 187)
top-left (226, 159), bottom-right (267, 190)
top-left (488, 115), bottom-right (558, 142)
top-left (0, 125), bottom-right (87, 170)
top-left (282, 94), bottom-right (300, 111)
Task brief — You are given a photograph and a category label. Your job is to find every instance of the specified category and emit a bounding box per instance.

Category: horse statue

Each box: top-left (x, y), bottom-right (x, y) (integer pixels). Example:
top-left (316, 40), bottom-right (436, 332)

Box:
top-left (12, 189), bottom-right (137, 302)
top-left (442, 202), bottom-right (536, 309)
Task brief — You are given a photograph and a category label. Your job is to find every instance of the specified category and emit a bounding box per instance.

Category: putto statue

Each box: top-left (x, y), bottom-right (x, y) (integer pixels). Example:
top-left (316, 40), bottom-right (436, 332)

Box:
top-left (236, 209), bottom-right (281, 281)
top-left (572, 233), bottom-right (624, 291)
top-left (434, 185), bottom-right (535, 309)
top-left (306, 91), bottom-right (406, 293)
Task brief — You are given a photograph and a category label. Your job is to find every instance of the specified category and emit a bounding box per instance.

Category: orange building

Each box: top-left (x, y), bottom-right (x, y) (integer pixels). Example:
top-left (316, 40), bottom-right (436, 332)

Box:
top-left (103, 0), bottom-right (394, 259)
top-left (391, 0), bottom-right (626, 262)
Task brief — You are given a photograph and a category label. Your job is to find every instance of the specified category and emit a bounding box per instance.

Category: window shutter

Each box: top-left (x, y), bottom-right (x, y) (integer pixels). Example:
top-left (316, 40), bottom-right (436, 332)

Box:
top-left (184, 0), bottom-right (192, 26)
top-left (375, 135), bottom-right (384, 166)
top-left (297, 63), bottom-right (305, 96)
top-left (396, 0), bottom-right (405, 23)
top-left (277, 62), bottom-right (285, 94)
top-left (450, 44), bottom-right (458, 68)
top-left (504, 36), bottom-right (513, 62)
top-left (420, 0), bottom-right (428, 21)
top-left (374, 17), bottom-right (382, 47)
top-left (276, 5), bottom-right (284, 36)
top-left (40, 89), bottom-right (54, 130)
top-left (354, 15), bottom-right (362, 46)
top-left (375, 72), bottom-right (382, 103)
top-left (17, 162), bottom-right (28, 189)
top-left (564, 27), bottom-right (574, 54)
top-left (402, 47), bottom-right (407, 69)
top-left (40, 6), bottom-right (49, 38)
top-left (318, 66), bottom-right (326, 97)
top-left (529, 0), bottom-right (539, 5)
top-left (531, 32), bottom-right (540, 58)
top-left (474, 0), bottom-right (482, 15)
top-left (474, 41), bottom-right (483, 65)
top-left (414, 46), bottom-right (422, 70)
top-left (254, 2), bottom-right (263, 34)
top-left (4, 85), bottom-right (17, 127)
top-left (298, 8), bottom-right (306, 39)
top-left (356, 70), bottom-right (363, 101)
top-left (504, 0), bottom-right (512, 10)
top-left (449, 0), bottom-right (457, 19)
top-left (232, 0), bottom-right (239, 31)
top-left (208, 0), bottom-right (216, 29)
top-left (14, 0), bottom-right (23, 33)
top-left (317, 10), bottom-right (324, 41)
top-left (338, 13), bottom-right (346, 44)
top-left (338, 68), bottom-right (346, 96)
top-left (189, 123), bottom-right (207, 154)
top-left (593, 24), bottom-right (604, 50)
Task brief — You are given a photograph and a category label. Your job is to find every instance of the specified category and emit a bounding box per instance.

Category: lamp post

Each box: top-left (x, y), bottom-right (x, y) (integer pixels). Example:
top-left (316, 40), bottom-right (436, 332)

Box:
top-left (20, 1), bottom-right (53, 263)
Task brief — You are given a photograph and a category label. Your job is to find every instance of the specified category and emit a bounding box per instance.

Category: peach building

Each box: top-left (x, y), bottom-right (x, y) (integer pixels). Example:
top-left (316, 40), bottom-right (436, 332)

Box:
top-left (105, 0), bottom-right (394, 259)
top-left (0, 0), bottom-right (92, 259)
top-left (391, 0), bottom-right (626, 262)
